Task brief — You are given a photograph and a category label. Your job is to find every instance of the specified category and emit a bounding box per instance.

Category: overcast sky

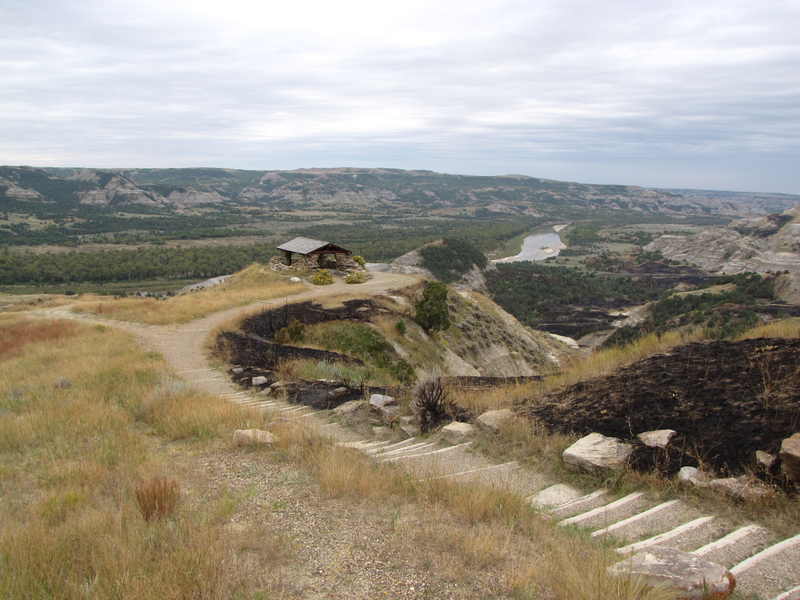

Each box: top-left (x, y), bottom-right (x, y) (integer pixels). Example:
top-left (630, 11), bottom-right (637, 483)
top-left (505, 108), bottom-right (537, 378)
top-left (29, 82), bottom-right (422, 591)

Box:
top-left (1, 0), bottom-right (799, 193)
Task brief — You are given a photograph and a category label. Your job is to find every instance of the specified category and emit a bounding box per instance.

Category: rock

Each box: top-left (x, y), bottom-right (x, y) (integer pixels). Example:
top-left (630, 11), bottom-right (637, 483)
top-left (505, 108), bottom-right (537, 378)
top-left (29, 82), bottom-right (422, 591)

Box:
top-left (330, 387), bottom-right (350, 398)
top-left (332, 399), bottom-right (366, 415)
top-left (232, 429), bottom-right (278, 446)
top-left (270, 381), bottom-right (287, 390)
top-left (756, 450), bottom-right (777, 469)
top-left (637, 429), bottom-right (677, 449)
top-left (476, 408), bottom-right (515, 433)
top-left (53, 376), bottom-right (72, 389)
top-left (441, 422), bottom-right (476, 445)
top-left (231, 367), bottom-right (244, 375)
top-left (608, 546), bottom-right (735, 599)
top-left (528, 484), bottom-right (582, 509)
top-left (380, 405), bottom-right (402, 426)
top-left (369, 394), bottom-right (396, 412)
top-left (256, 388), bottom-right (272, 397)
top-left (251, 376), bottom-right (269, 386)
top-left (562, 433), bottom-right (633, 474)
top-left (677, 466), bottom-right (704, 485)
top-left (372, 426), bottom-right (390, 437)
top-left (400, 424), bottom-right (420, 439)
top-left (289, 277), bottom-right (302, 283)
top-left (780, 433), bottom-right (800, 483)
top-left (399, 415), bottom-right (418, 427)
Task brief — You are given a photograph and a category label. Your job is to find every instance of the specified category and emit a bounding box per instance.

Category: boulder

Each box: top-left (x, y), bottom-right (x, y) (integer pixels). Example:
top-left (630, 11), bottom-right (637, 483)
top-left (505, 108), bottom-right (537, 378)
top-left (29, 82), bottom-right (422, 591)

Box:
top-left (251, 376), bottom-right (269, 386)
top-left (780, 433), bottom-right (800, 483)
top-left (476, 409), bottom-right (515, 433)
top-left (232, 429), bottom-right (278, 446)
top-left (708, 477), bottom-right (773, 501)
top-left (528, 484), bottom-right (582, 510)
top-left (330, 387), bottom-right (350, 398)
top-left (562, 433), bottom-right (633, 474)
top-left (677, 466), bottom-right (705, 485)
top-left (637, 429), bottom-right (677, 449)
top-left (290, 277), bottom-right (302, 283)
top-left (256, 388), bottom-right (273, 397)
top-left (332, 399), bottom-right (366, 415)
top-left (441, 422), bottom-right (476, 445)
top-left (369, 394), bottom-right (396, 412)
top-left (372, 426), bottom-right (390, 437)
top-left (399, 415), bottom-right (418, 427)
top-left (270, 381), bottom-right (287, 390)
top-left (608, 546), bottom-right (735, 599)
top-left (756, 450), bottom-right (777, 469)
top-left (400, 424), bottom-right (420, 439)
top-left (380, 405), bottom-right (402, 426)
top-left (231, 367), bottom-right (244, 375)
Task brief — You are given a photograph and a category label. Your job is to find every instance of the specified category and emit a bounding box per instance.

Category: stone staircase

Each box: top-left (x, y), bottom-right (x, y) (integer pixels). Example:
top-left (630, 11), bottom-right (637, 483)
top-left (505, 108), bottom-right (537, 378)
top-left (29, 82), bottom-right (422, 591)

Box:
top-left (340, 433), bottom-right (800, 600)
top-left (215, 380), bottom-right (799, 600)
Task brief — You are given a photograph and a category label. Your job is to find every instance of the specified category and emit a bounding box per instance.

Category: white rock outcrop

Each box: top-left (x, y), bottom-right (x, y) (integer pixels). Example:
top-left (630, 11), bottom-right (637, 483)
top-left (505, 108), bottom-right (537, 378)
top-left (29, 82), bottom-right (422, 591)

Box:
top-left (562, 433), bottom-right (633, 474)
top-left (476, 409), bottom-right (515, 433)
top-left (441, 422), bottom-right (476, 445)
top-left (608, 546), bottom-right (735, 599)
top-left (232, 429), bottom-right (278, 446)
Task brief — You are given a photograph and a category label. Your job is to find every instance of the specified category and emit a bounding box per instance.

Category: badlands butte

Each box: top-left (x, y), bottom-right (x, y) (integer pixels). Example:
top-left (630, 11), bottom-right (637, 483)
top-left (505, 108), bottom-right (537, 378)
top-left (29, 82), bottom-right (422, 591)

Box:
top-left (1, 166), bottom-right (800, 599)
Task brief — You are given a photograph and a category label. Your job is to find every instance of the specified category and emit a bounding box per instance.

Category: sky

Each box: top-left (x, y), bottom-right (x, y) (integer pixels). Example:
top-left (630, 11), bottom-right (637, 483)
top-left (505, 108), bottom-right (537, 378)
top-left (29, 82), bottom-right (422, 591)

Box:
top-left (1, 0), bottom-right (799, 194)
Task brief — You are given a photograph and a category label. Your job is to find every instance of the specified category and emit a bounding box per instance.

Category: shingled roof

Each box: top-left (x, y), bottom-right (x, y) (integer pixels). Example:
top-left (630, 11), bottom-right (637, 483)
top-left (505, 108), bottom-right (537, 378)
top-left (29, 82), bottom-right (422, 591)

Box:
top-left (277, 237), bottom-right (350, 255)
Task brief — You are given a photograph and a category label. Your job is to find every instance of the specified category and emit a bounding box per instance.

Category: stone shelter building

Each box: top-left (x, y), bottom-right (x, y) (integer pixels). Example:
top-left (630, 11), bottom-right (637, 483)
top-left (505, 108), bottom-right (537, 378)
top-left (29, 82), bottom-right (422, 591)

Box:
top-left (276, 237), bottom-right (352, 270)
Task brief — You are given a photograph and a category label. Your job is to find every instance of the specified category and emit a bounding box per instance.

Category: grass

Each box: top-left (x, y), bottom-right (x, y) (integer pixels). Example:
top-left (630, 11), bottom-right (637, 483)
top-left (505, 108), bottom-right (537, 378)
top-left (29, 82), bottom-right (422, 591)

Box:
top-left (71, 264), bottom-right (305, 325)
top-left (0, 314), bottom-right (283, 599)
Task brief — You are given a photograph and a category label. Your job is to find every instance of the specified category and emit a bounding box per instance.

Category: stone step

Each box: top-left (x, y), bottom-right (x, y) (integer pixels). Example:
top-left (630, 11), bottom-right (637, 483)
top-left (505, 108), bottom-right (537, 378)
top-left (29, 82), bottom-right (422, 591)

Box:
top-left (591, 499), bottom-right (680, 539)
top-left (771, 584), bottom-right (800, 600)
top-left (730, 534), bottom-right (800, 600)
top-left (374, 441), bottom-right (436, 459)
top-left (559, 492), bottom-right (648, 531)
top-left (548, 490), bottom-right (609, 519)
top-left (380, 442), bottom-right (472, 463)
top-left (617, 516), bottom-right (717, 554)
top-left (694, 524), bottom-right (776, 568)
top-left (369, 438), bottom-right (417, 455)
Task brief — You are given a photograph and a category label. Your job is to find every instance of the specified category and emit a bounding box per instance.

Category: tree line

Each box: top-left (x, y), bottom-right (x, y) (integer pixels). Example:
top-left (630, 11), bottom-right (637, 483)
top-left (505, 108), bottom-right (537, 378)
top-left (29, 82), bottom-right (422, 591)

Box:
top-left (0, 244), bottom-right (278, 285)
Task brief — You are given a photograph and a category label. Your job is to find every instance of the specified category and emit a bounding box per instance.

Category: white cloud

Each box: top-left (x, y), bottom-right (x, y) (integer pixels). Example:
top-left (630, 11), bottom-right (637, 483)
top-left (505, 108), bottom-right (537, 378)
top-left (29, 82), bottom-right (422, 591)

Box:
top-left (0, 0), bottom-right (798, 192)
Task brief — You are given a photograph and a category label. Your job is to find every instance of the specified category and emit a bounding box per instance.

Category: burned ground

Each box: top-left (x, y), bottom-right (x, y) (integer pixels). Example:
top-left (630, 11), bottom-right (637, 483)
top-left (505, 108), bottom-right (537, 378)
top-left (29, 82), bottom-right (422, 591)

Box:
top-left (521, 338), bottom-right (800, 485)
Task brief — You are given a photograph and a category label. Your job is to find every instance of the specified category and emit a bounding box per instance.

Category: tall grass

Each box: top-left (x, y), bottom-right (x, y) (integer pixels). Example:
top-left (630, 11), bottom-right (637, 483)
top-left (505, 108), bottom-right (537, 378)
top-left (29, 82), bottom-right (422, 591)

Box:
top-left (73, 264), bottom-right (304, 325)
top-left (0, 316), bottom-right (282, 599)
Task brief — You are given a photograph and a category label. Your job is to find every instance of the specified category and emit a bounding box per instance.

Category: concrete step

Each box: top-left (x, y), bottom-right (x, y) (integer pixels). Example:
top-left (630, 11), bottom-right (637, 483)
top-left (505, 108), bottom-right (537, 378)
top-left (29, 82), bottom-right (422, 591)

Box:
top-left (559, 492), bottom-right (648, 531)
top-left (770, 584), bottom-right (800, 600)
top-left (548, 490), bottom-right (609, 519)
top-left (730, 534), bottom-right (800, 600)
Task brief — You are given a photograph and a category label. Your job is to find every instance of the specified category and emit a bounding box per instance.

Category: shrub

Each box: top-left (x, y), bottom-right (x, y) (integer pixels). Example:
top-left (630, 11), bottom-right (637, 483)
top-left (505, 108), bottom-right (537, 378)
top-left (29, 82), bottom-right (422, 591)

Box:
top-left (415, 281), bottom-right (451, 332)
top-left (412, 373), bottom-right (451, 433)
top-left (313, 269), bottom-right (334, 285)
top-left (345, 272), bottom-right (367, 284)
top-left (351, 255), bottom-right (366, 267)
top-left (274, 317), bottom-right (305, 344)
top-left (135, 476), bottom-right (180, 522)
top-left (395, 319), bottom-right (407, 335)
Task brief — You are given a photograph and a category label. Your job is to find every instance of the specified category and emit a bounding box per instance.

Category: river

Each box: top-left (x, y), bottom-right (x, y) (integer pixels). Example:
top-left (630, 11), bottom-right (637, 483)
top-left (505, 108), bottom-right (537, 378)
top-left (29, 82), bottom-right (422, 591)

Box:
top-left (493, 225), bottom-right (567, 263)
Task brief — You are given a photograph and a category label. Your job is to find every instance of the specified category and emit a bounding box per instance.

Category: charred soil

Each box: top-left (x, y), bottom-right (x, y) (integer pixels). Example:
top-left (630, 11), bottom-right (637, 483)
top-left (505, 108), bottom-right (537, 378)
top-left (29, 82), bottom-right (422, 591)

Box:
top-left (521, 337), bottom-right (800, 488)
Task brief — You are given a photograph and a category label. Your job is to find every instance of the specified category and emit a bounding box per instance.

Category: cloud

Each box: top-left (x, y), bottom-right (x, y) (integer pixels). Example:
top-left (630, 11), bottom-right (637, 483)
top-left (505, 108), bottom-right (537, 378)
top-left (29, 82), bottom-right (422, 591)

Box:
top-left (1, 0), bottom-right (798, 192)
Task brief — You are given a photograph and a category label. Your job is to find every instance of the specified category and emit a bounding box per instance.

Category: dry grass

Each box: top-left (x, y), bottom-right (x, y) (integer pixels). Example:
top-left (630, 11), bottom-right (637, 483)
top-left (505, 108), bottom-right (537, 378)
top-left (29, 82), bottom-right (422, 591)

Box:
top-left (0, 316), bottom-right (289, 599)
top-left (73, 263), bottom-right (305, 325)
top-left (736, 316), bottom-right (800, 340)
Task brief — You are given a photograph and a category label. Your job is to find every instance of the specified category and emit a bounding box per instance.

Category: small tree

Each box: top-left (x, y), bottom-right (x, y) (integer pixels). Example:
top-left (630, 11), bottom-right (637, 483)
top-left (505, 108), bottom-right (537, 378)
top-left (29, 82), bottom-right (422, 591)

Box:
top-left (414, 281), bottom-right (451, 332)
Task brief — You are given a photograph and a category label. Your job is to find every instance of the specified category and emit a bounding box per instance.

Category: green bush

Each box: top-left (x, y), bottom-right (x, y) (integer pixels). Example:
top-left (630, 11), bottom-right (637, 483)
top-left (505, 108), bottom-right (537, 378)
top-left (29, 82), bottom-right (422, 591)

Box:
top-left (313, 269), bottom-right (334, 285)
top-left (351, 255), bottom-right (366, 267)
top-left (345, 272), bottom-right (367, 284)
top-left (415, 281), bottom-right (451, 332)
top-left (395, 319), bottom-right (407, 335)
